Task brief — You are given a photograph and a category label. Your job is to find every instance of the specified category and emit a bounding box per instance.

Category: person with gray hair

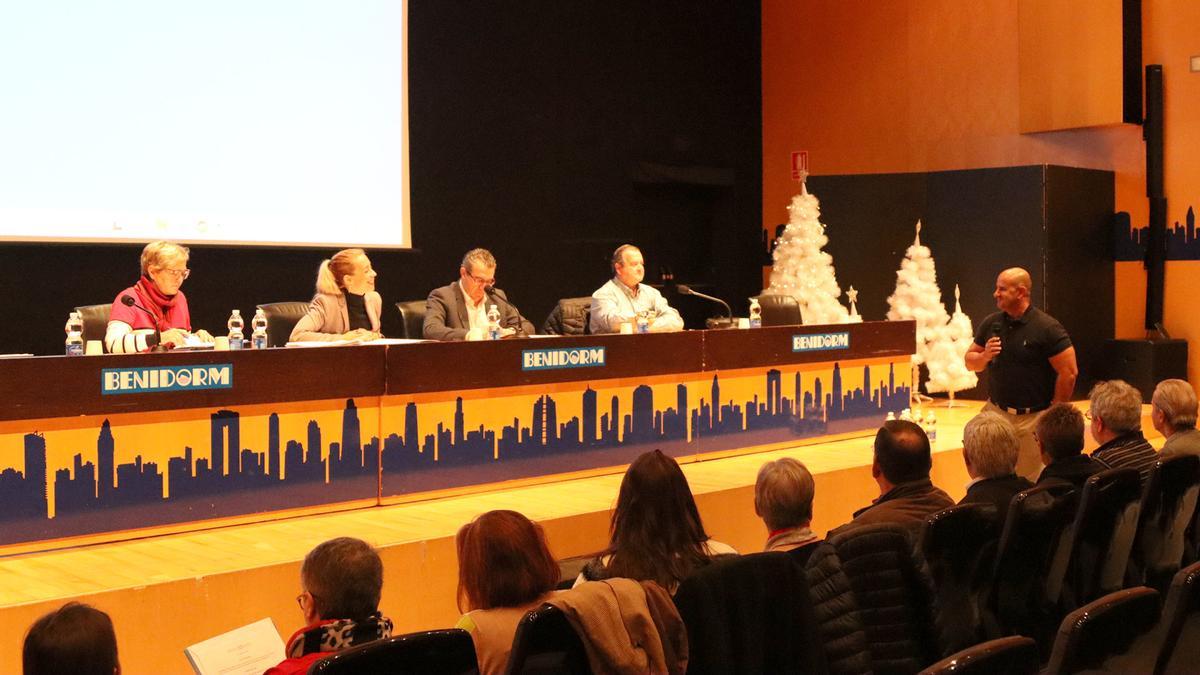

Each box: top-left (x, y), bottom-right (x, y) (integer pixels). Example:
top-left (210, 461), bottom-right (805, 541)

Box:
top-left (1153, 379), bottom-right (1200, 458)
top-left (423, 248), bottom-right (535, 341)
top-left (1089, 379), bottom-right (1159, 484)
top-left (754, 457), bottom-right (820, 555)
top-left (958, 411), bottom-right (1032, 523)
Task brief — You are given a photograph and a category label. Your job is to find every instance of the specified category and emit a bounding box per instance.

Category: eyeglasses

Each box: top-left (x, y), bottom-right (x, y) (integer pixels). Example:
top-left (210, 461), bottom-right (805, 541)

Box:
top-left (159, 267), bottom-right (190, 280)
top-left (296, 590), bottom-right (318, 610)
top-left (1084, 410), bottom-right (1093, 421)
top-left (468, 273), bottom-right (495, 286)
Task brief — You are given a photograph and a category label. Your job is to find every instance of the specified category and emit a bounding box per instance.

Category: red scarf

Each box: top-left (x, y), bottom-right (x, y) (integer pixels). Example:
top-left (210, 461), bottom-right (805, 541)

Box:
top-left (133, 276), bottom-right (188, 332)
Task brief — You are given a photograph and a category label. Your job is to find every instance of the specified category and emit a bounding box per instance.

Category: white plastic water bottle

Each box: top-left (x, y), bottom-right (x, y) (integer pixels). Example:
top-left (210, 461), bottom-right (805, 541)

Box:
top-left (636, 310), bottom-right (650, 334)
top-left (748, 298), bottom-right (762, 328)
top-left (926, 412), bottom-right (937, 443)
top-left (227, 310), bottom-right (245, 350)
top-left (64, 311), bottom-right (84, 356)
top-left (251, 308), bottom-right (269, 349)
top-left (486, 304), bottom-right (501, 340)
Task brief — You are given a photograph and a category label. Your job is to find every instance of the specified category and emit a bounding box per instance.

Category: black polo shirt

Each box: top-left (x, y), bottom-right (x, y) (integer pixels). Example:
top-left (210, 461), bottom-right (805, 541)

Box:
top-left (973, 306), bottom-right (1071, 410)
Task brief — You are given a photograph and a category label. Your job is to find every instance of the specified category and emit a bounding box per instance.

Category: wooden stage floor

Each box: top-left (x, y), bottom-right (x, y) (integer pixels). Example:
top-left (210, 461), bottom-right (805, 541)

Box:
top-left (0, 400), bottom-right (1153, 673)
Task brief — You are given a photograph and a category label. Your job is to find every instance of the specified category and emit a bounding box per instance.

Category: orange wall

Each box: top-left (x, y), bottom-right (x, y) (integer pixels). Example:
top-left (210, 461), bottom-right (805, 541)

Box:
top-left (763, 0), bottom-right (1200, 382)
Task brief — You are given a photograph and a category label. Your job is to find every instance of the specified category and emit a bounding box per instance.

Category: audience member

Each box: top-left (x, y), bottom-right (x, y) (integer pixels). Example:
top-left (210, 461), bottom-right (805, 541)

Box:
top-left (455, 510), bottom-right (561, 675)
top-left (23, 602), bottom-right (119, 675)
top-left (754, 457), bottom-right (820, 557)
top-left (423, 248), bottom-right (535, 341)
top-left (267, 537), bottom-right (392, 675)
top-left (832, 420), bottom-right (953, 533)
top-left (958, 411), bottom-right (1032, 524)
top-left (1089, 380), bottom-right (1159, 483)
top-left (1036, 403), bottom-right (1104, 488)
top-left (1153, 379), bottom-right (1200, 458)
top-left (290, 248), bottom-right (383, 342)
top-left (577, 449), bottom-right (735, 591)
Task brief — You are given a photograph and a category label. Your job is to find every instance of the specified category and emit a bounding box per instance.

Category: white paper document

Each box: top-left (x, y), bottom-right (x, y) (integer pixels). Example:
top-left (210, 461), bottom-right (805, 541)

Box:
top-left (184, 617), bottom-right (286, 675)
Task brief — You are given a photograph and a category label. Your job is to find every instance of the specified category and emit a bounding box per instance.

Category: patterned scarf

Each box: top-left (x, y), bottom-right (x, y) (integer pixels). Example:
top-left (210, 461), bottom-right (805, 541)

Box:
top-left (285, 612), bottom-right (393, 659)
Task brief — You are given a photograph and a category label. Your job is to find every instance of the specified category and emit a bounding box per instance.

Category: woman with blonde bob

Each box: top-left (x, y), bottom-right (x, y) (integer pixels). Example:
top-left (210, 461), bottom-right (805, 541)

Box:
top-left (290, 248), bottom-right (383, 342)
top-left (105, 241), bottom-right (213, 353)
top-left (454, 510), bottom-right (561, 675)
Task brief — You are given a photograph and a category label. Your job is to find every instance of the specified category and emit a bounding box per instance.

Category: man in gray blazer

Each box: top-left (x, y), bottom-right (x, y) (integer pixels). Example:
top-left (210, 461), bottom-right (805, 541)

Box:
top-left (423, 248), bottom-right (535, 341)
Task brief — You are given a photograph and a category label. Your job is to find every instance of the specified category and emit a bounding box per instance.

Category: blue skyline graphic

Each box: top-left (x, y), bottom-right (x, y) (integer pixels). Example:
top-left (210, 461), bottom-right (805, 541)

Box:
top-left (1114, 206), bottom-right (1200, 261)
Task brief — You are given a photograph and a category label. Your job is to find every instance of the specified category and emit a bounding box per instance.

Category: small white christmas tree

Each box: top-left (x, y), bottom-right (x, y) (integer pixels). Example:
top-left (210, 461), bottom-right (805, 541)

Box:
top-left (765, 183), bottom-right (851, 325)
top-left (846, 286), bottom-right (863, 323)
top-left (925, 284), bottom-right (979, 399)
top-left (886, 220), bottom-right (949, 366)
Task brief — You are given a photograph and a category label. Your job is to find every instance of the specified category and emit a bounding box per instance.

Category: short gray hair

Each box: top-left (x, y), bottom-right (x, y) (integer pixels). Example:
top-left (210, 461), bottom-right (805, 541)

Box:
top-left (140, 241), bottom-right (189, 275)
top-left (963, 412), bottom-right (1020, 478)
top-left (1153, 379), bottom-right (1198, 431)
top-left (460, 248), bottom-right (496, 272)
top-left (754, 457), bottom-right (815, 531)
top-left (1089, 380), bottom-right (1143, 434)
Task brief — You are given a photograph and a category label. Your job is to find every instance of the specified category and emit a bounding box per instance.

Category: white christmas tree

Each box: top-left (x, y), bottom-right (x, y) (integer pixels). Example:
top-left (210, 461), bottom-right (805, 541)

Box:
top-left (765, 184), bottom-right (851, 325)
top-left (925, 285), bottom-right (979, 398)
top-left (886, 220), bottom-right (949, 366)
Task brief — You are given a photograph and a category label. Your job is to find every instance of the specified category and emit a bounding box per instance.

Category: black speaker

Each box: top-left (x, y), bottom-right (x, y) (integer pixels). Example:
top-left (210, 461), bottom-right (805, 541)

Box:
top-left (1094, 339), bottom-right (1188, 401)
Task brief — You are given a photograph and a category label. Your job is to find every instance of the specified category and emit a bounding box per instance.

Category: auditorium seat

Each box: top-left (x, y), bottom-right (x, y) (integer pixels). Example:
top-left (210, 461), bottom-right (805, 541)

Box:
top-left (1145, 561), bottom-right (1200, 674)
top-left (256, 301), bottom-right (309, 347)
top-left (1132, 455), bottom-right (1200, 592)
top-left (985, 482), bottom-right (1078, 652)
top-left (797, 541), bottom-right (872, 675)
top-left (74, 303), bottom-right (112, 344)
top-left (754, 294), bottom-right (803, 326)
top-left (915, 635), bottom-right (1039, 675)
top-left (395, 300), bottom-right (427, 339)
top-left (920, 503), bottom-right (1001, 653)
top-left (1062, 467), bottom-right (1143, 609)
top-left (505, 604), bottom-right (591, 675)
top-left (1043, 586), bottom-right (1161, 674)
top-left (305, 628), bottom-right (477, 674)
top-left (673, 552), bottom-right (824, 674)
top-left (827, 522), bottom-right (942, 673)
top-left (541, 297), bottom-right (592, 336)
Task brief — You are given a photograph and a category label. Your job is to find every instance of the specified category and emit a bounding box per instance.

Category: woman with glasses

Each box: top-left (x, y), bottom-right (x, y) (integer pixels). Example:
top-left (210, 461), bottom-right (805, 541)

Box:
top-left (289, 248), bottom-right (383, 342)
top-left (105, 240), bottom-right (213, 353)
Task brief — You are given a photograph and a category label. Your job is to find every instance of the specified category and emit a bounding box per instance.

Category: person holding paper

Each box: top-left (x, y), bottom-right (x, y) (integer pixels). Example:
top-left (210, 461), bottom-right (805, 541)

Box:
top-left (267, 537), bottom-right (393, 674)
top-left (589, 244), bottom-right (683, 334)
top-left (105, 240), bottom-right (214, 353)
top-left (289, 248), bottom-right (383, 343)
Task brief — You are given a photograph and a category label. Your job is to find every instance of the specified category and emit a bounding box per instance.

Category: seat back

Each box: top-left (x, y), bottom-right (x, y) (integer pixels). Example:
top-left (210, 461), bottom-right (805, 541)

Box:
top-left (916, 635), bottom-right (1039, 675)
top-left (920, 503), bottom-right (1001, 652)
top-left (306, 628), bottom-right (477, 674)
top-left (987, 482), bottom-right (1079, 649)
top-left (75, 303), bottom-right (112, 344)
top-left (257, 301), bottom-right (310, 347)
top-left (1135, 455), bottom-right (1200, 591)
top-left (828, 522), bottom-right (941, 673)
top-left (674, 551), bottom-right (823, 674)
top-left (1156, 561), bottom-right (1200, 675)
top-left (505, 603), bottom-right (590, 675)
top-left (540, 297), bottom-right (592, 336)
top-left (1065, 467), bottom-right (1143, 608)
top-left (755, 294), bottom-right (803, 326)
top-left (395, 300), bottom-right (427, 339)
top-left (1044, 586), bottom-right (1161, 674)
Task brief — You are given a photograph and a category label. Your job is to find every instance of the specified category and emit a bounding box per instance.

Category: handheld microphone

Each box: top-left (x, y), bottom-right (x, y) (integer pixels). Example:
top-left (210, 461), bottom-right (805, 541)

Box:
top-left (675, 284), bottom-right (733, 329)
top-left (484, 286), bottom-right (527, 337)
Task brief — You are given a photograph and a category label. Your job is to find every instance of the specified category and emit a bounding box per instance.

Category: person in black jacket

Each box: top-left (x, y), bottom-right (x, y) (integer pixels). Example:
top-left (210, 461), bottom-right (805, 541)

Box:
top-left (958, 411), bottom-right (1032, 524)
top-left (1035, 402), bottom-right (1104, 488)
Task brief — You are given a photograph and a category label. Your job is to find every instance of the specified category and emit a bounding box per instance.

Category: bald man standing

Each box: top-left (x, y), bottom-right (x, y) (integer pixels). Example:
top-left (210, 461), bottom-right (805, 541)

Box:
top-left (965, 267), bottom-right (1078, 480)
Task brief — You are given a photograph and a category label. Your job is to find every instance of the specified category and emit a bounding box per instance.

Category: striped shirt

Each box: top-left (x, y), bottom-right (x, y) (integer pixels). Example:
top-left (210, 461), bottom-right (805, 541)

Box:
top-left (1092, 430), bottom-right (1159, 484)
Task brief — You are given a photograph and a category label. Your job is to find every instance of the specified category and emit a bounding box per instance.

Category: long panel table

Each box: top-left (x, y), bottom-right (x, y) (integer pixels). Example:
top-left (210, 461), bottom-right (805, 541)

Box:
top-left (0, 321), bottom-right (914, 552)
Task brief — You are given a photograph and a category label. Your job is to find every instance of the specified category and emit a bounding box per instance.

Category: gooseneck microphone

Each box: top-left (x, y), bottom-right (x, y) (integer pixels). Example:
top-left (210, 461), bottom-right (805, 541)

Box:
top-left (484, 286), bottom-right (527, 337)
top-left (121, 295), bottom-right (166, 349)
top-left (675, 284), bottom-right (733, 328)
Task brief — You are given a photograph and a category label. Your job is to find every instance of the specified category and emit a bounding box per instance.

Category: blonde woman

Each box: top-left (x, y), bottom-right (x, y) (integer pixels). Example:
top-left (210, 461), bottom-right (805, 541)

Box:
top-left (290, 248), bottom-right (383, 342)
top-left (105, 241), bottom-right (213, 353)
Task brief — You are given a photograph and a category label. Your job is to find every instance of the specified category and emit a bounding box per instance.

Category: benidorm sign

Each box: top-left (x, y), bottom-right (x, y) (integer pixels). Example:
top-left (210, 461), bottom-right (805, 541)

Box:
top-left (792, 332), bottom-right (851, 352)
top-left (102, 364), bottom-right (234, 395)
top-left (521, 347), bottom-right (606, 371)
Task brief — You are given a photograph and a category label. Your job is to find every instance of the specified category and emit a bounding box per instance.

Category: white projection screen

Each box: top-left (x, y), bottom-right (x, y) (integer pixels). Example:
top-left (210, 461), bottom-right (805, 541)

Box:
top-left (0, 1), bottom-right (409, 248)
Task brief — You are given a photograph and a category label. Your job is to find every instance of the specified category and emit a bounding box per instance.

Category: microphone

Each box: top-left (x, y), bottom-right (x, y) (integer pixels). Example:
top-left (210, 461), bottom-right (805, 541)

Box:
top-left (675, 284), bottom-right (733, 329)
top-left (484, 286), bottom-right (527, 337)
top-left (121, 295), bottom-right (167, 350)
